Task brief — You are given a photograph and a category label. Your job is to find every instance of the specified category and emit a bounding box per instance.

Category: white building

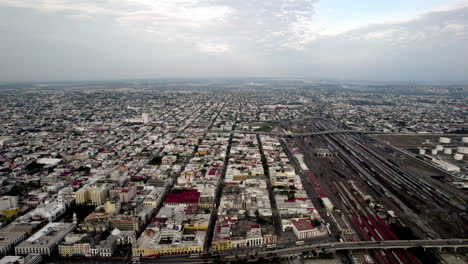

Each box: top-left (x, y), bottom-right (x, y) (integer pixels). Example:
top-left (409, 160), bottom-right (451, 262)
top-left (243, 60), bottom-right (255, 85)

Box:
top-left (15, 223), bottom-right (75, 256)
top-left (36, 158), bottom-right (62, 165)
top-left (142, 113), bottom-right (149, 124)
top-left (109, 185), bottom-right (136, 203)
top-left (431, 158), bottom-right (460, 172)
top-left (290, 218), bottom-right (325, 239)
top-left (0, 196), bottom-right (19, 211)
top-left (30, 196), bottom-right (66, 222)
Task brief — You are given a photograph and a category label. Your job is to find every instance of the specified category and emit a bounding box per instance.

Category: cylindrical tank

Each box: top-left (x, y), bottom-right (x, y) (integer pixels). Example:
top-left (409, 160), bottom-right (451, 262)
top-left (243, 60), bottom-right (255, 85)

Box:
top-left (435, 145), bottom-right (443, 151)
top-left (419, 149), bottom-right (426, 155)
top-left (454, 153), bottom-right (464, 160)
top-left (457, 147), bottom-right (468, 154)
top-left (462, 137), bottom-right (468, 144)
top-left (439, 137), bottom-right (451, 144)
top-left (431, 149), bottom-right (438, 155)
top-left (443, 148), bottom-right (452, 154)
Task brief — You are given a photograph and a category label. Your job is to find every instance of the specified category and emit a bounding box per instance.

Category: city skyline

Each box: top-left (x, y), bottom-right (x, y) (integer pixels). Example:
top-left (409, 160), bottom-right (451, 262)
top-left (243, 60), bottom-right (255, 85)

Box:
top-left (0, 80), bottom-right (466, 263)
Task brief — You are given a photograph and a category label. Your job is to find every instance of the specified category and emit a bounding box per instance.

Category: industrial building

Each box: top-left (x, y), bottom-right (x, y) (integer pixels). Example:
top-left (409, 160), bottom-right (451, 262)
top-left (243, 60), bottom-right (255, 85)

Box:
top-left (430, 158), bottom-right (461, 172)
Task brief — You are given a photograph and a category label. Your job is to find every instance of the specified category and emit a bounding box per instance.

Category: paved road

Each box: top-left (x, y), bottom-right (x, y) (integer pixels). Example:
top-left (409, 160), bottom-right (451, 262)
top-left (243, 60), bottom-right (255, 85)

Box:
top-left (52, 239), bottom-right (468, 264)
top-left (211, 129), bottom-right (468, 137)
top-left (203, 113), bottom-right (237, 252)
top-left (257, 134), bottom-right (283, 237)
top-left (265, 239), bottom-right (468, 256)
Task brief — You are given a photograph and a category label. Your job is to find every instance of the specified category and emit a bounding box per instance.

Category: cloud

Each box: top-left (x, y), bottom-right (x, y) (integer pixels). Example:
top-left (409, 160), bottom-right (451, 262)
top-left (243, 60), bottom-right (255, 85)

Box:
top-left (265, 6), bottom-right (468, 80)
top-left (0, 0), bottom-right (115, 14)
top-left (196, 42), bottom-right (231, 53)
top-left (0, 0), bottom-right (319, 51)
top-left (0, 1), bottom-right (467, 81)
top-left (365, 29), bottom-right (397, 40)
top-left (443, 23), bottom-right (468, 36)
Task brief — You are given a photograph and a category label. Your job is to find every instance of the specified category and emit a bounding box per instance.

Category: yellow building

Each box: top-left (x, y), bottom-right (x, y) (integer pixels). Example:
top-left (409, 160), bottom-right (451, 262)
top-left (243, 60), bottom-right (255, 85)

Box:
top-left (109, 217), bottom-right (140, 232)
top-left (198, 202), bottom-right (213, 208)
top-left (1, 207), bottom-right (21, 221)
top-left (78, 212), bottom-right (111, 232)
top-left (75, 188), bottom-right (89, 205)
top-left (74, 154), bottom-right (88, 160)
top-left (184, 225), bottom-right (208, 230)
top-left (276, 172), bottom-right (288, 177)
top-left (211, 240), bottom-right (232, 251)
top-left (133, 245), bottom-right (203, 257)
top-left (142, 200), bottom-right (159, 208)
top-left (75, 184), bottom-right (109, 206)
top-left (133, 228), bottom-right (206, 257)
top-left (58, 244), bottom-right (75, 257)
top-left (104, 199), bottom-right (121, 214)
top-left (233, 174), bottom-right (248, 181)
top-left (89, 186), bottom-right (108, 205)
top-left (181, 170), bottom-right (195, 178)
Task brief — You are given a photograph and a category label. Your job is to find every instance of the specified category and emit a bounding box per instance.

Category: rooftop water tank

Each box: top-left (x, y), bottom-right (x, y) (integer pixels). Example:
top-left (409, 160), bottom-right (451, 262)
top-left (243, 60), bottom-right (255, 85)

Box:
top-left (457, 147), bottom-right (468, 154)
top-left (439, 137), bottom-right (451, 144)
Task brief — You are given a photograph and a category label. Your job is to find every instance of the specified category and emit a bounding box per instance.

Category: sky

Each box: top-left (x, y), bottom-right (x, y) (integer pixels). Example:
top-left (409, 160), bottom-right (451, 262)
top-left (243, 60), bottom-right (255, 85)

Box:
top-left (0, 0), bottom-right (468, 82)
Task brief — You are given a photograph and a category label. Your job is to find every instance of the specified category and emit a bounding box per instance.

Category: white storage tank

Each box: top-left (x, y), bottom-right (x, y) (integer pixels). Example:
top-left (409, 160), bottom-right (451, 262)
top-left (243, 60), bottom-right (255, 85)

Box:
top-left (439, 137), bottom-right (451, 144)
top-left (435, 145), bottom-right (444, 151)
top-left (462, 137), bottom-right (468, 144)
top-left (454, 153), bottom-right (464, 160)
top-left (419, 149), bottom-right (426, 155)
top-left (431, 149), bottom-right (438, 155)
top-left (444, 148), bottom-right (452, 155)
top-left (457, 147), bottom-right (468, 154)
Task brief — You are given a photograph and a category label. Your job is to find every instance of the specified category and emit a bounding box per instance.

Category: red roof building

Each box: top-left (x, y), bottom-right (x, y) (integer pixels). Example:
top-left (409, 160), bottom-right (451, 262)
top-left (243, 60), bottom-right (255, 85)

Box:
top-left (290, 218), bottom-right (324, 239)
top-left (291, 218), bottom-right (314, 231)
top-left (163, 189), bottom-right (201, 206)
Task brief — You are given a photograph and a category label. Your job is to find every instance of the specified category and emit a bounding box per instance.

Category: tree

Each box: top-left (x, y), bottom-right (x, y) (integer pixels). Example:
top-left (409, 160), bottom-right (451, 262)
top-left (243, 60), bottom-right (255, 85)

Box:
top-left (311, 219), bottom-right (321, 227)
top-left (149, 156), bottom-right (162, 165)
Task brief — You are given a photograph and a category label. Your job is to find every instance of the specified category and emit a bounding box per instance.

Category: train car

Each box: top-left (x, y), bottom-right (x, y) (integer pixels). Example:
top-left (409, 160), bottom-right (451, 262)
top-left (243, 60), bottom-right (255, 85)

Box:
top-left (455, 195), bottom-right (466, 204)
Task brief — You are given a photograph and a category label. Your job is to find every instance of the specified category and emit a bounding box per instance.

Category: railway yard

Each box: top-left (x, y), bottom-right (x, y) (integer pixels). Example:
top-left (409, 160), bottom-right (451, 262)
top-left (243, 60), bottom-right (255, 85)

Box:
top-left (282, 119), bottom-right (467, 264)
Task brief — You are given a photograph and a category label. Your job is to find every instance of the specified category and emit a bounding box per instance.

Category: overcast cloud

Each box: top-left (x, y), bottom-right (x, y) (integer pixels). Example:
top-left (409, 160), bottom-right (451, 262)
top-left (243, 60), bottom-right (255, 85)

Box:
top-left (0, 0), bottom-right (467, 81)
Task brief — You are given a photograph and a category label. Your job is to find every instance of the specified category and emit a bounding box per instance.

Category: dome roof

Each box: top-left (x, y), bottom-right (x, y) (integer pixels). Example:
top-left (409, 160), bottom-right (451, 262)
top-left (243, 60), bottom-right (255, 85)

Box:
top-left (111, 228), bottom-right (121, 236)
